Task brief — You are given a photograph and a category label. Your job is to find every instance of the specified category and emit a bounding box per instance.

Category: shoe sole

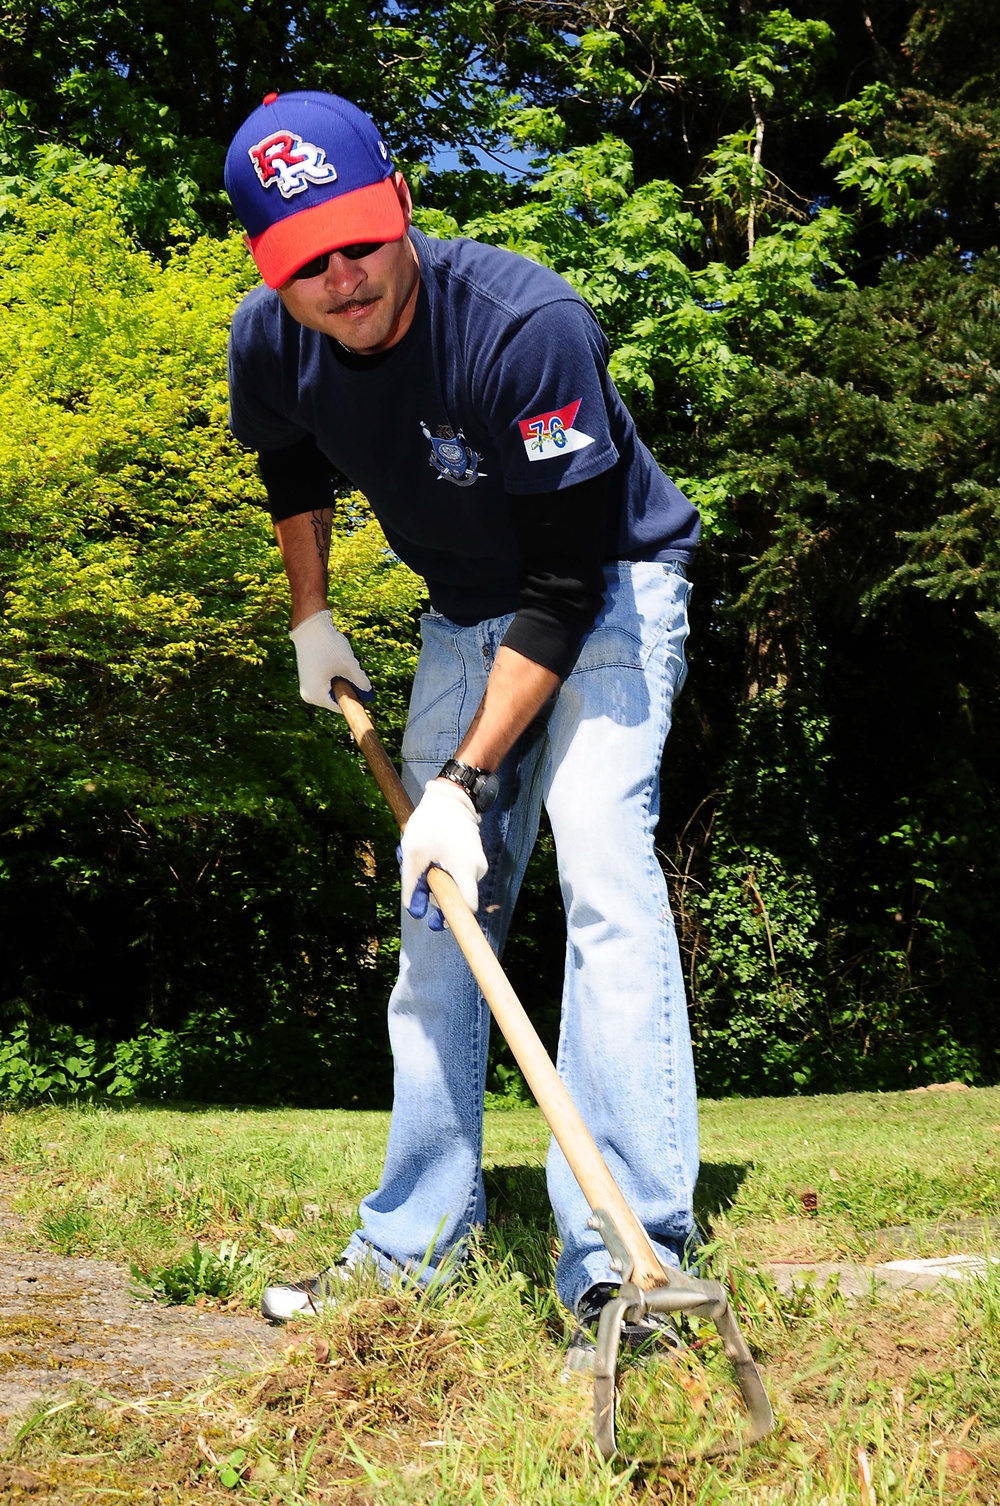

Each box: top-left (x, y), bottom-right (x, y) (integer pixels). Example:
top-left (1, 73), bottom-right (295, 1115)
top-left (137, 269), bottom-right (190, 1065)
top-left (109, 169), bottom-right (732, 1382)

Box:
top-left (561, 1322), bottom-right (684, 1379)
top-left (261, 1293), bottom-right (324, 1323)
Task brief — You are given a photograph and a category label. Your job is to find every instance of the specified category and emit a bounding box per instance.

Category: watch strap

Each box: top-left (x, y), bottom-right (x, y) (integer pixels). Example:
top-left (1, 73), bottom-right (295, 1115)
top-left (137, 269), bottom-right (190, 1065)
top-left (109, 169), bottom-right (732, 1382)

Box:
top-left (438, 759), bottom-right (500, 814)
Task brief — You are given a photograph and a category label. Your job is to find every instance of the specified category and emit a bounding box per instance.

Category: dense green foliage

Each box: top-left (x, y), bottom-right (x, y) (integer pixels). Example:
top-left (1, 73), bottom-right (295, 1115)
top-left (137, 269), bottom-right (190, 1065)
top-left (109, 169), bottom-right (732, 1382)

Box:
top-left (2, 0), bottom-right (999, 1101)
top-left (0, 175), bottom-right (425, 1103)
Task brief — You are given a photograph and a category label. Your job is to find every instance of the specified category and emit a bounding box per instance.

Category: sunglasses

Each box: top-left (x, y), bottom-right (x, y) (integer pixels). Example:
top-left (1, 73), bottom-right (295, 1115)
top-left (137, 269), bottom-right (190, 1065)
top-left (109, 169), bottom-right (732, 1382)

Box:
top-left (290, 242), bottom-right (386, 279)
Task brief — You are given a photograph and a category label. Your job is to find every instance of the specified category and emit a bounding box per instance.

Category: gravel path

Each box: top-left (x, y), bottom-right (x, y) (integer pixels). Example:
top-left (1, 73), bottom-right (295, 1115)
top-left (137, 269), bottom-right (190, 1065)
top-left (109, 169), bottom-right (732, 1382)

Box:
top-left (0, 1234), bottom-right (288, 1434)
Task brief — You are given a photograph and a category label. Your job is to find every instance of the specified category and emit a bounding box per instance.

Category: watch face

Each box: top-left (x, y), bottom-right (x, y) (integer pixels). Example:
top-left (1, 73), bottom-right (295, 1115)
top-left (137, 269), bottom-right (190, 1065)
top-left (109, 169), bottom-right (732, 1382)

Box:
top-left (474, 772), bottom-right (500, 813)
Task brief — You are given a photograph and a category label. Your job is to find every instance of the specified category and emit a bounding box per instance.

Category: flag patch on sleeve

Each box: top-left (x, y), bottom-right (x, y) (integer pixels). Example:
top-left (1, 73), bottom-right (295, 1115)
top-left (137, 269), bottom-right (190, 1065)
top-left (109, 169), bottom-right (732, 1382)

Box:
top-left (518, 399), bottom-right (595, 461)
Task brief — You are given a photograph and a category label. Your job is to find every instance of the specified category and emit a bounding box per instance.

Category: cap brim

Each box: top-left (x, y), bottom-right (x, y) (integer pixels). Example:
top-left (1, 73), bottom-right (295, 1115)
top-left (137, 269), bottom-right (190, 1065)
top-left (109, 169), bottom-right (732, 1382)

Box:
top-left (248, 178), bottom-right (407, 289)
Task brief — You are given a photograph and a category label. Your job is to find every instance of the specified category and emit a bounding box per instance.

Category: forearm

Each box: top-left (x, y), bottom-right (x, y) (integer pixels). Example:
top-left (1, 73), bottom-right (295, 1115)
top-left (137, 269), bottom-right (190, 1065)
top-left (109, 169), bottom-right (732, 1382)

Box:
top-left (501, 470), bottom-right (611, 678)
top-left (273, 509), bottom-right (332, 628)
top-left (446, 472), bottom-right (611, 771)
top-left (454, 646), bottom-right (560, 772)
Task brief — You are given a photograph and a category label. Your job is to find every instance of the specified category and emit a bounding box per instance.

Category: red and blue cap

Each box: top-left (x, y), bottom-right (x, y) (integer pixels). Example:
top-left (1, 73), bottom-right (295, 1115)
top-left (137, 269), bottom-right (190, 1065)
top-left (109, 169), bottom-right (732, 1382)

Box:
top-left (224, 90), bottom-right (406, 288)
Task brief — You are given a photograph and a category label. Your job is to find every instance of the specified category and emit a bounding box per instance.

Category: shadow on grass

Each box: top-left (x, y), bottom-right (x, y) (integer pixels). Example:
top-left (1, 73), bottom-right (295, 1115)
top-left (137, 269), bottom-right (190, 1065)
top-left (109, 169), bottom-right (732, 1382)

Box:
top-left (484, 1163), bottom-right (550, 1226)
top-left (481, 1165), bottom-right (557, 1317)
top-left (695, 1161), bottom-right (751, 1231)
top-left (481, 1160), bottom-right (751, 1329)
top-left (484, 1159), bottom-right (753, 1238)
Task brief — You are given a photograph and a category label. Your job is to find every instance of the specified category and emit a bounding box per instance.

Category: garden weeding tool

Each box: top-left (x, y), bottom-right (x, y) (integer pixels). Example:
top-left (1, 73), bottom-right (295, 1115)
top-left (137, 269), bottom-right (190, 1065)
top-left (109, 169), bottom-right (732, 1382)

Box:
top-left (332, 677), bottom-right (775, 1461)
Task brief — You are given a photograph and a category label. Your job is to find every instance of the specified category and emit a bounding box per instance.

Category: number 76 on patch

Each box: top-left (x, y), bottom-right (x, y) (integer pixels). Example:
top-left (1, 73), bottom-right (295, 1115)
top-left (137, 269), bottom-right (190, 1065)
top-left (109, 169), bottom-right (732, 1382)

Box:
top-left (518, 399), bottom-right (595, 461)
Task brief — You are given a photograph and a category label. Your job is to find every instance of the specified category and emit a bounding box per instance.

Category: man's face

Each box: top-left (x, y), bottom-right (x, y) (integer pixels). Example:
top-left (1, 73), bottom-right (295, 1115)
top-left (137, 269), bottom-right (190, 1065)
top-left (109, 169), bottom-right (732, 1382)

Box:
top-left (275, 176), bottom-right (420, 355)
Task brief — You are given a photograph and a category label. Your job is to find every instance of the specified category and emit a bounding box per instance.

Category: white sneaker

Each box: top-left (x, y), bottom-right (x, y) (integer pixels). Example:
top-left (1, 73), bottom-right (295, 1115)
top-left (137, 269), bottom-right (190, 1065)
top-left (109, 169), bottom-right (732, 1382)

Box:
top-left (260, 1260), bottom-right (355, 1323)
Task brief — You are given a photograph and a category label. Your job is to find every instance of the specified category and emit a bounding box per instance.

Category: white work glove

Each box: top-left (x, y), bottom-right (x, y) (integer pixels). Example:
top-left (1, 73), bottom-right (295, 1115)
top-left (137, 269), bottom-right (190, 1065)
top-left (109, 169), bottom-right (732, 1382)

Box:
top-left (400, 778), bottom-right (488, 929)
top-left (289, 609), bottom-right (372, 715)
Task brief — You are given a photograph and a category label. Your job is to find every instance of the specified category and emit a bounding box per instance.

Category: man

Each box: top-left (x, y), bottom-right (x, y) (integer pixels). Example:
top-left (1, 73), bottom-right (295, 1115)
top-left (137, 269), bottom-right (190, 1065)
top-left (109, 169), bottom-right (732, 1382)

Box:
top-left (224, 90), bottom-right (700, 1365)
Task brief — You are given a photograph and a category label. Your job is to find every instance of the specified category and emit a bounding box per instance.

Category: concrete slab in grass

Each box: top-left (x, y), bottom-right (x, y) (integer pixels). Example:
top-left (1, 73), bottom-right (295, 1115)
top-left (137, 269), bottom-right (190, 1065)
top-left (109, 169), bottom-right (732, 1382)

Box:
top-left (766, 1254), bottom-right (1000, 1297)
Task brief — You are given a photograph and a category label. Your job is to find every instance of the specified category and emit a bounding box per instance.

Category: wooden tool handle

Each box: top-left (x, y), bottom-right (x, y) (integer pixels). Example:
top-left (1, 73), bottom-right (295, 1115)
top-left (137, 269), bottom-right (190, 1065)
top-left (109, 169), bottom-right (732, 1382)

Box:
top-left (333, 678), bottom-right (669, 1291)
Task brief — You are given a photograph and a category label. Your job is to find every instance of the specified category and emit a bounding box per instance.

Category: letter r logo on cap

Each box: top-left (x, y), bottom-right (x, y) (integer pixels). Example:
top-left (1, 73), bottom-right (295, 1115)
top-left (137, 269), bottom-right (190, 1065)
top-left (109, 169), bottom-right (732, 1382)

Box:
top-left (249, 131), bottom-right (338, 200)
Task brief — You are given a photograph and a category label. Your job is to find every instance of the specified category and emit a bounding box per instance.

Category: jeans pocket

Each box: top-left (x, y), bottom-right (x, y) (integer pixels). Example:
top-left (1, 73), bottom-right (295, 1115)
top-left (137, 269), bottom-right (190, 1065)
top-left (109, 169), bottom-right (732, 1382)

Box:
top-left (572, 624), bottom-right (644, 673)
top-left (573, 562), bottom-right (690, 675)
top-left (401, 620), bottom-right (467, 762)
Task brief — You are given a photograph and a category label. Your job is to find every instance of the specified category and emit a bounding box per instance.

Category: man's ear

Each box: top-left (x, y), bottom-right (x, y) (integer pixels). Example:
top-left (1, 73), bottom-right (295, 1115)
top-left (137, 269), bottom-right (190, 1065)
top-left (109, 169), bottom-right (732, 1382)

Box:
top-left (393, 172), bottom-right (413, 229)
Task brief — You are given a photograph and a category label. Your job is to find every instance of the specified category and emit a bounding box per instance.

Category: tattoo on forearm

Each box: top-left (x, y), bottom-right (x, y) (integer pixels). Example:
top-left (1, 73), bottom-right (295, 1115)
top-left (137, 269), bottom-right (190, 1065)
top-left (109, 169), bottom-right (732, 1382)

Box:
top-left (310, 510), bottom-right (332, 571)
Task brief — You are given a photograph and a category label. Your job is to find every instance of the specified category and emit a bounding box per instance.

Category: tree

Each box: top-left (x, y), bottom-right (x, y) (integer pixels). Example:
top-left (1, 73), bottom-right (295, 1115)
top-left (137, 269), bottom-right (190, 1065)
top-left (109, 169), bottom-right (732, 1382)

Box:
top-left (0, 173), bottom-right (425, 1102)
top-left (0, 1), bottom-right (513, 234)
top-left (3, 2), bottom-right (1000, 1100)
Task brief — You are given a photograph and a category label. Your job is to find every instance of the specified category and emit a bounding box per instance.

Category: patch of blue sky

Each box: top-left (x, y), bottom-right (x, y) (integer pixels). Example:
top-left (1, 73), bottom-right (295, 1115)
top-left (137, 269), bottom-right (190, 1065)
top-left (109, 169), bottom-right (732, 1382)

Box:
top-left (426, 139), bottom-right (539, 179)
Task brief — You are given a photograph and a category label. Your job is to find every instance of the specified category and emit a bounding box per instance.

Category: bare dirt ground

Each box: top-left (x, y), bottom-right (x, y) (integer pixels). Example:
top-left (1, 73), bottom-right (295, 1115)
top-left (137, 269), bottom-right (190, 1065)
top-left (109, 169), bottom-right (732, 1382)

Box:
top-left (0, 1208), bottom-right (287, 1437)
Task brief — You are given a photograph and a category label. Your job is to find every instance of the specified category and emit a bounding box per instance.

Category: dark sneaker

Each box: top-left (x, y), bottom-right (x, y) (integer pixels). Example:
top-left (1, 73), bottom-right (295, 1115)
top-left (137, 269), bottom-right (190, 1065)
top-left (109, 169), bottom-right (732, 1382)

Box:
top-left (260, 1259), bottom-right (356, 1323)
top-left (563, 1282), bottom-right (685, 1376)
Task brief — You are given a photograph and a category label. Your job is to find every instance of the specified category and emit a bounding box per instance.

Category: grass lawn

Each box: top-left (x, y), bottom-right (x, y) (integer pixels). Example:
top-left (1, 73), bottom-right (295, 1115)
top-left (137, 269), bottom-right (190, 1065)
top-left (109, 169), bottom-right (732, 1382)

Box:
top-left (2, 1086), bottom-right (999, 1501)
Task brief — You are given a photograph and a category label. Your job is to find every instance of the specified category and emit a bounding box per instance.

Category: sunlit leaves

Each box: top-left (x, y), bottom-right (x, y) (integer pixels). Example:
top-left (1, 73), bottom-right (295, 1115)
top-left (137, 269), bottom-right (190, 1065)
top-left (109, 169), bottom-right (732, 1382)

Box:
top-left (0, 171), bottom-right (423, 826)
top-left (461, 134), bottom-right (855, 476)
top-left (825, 132), bottom-right (935, 225)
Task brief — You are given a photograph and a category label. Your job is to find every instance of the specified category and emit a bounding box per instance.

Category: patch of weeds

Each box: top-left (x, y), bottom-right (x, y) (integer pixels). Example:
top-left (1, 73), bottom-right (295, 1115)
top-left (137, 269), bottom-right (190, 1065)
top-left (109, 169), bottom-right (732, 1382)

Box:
top-left (215, 1446), bottom-right (248, 1488)
top-left (479, 1217), bottom-right (558, 1316)
top-left (457, 1236), bottom-right (564, 1360)
top-left (39, 1199), bottom-right (99, 1256)
top-left (263, 1294), bottom-right (467, 1432)
top-left (0, 1314), bottom-right (69, 1375)
top-left (3, 1390), bottom-right (178, 1504)
top-left (614, 1345), bottom-right (746, 1464)
top-left (9, 1388), bottom-right (159, 1465)
top-left (158, 1292), bottom-right (479, 1501)
top-left (603, 1259), bottom-right (842, 1468)
top-left (956, 1250), bottom-right (1000, 1346)
top-left (130, 1239), bottom-right (269, 1306)
top-left (677, 1248), bottom-right (847, 1374)
top-left (910, 1255), bottom-right (1000, 1434)
top-left (0, 1315), bottom-right (65, 1345)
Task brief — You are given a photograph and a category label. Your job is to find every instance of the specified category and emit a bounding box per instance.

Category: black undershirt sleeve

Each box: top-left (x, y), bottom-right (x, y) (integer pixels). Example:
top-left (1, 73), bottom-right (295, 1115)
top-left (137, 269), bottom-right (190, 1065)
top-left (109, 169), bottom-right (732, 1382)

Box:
top-left (257, 434), bottom-right (336, 522)
top-left (257, 435), bottom-right (609, 678)
top-left (501, 469), bottom-right (612, 680)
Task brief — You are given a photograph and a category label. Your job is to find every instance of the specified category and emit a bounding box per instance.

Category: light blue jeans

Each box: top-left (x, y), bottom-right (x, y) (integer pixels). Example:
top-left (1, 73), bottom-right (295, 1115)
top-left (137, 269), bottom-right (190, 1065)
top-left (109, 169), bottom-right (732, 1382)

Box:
top-left (345, 561), bottom-right (699, 1312)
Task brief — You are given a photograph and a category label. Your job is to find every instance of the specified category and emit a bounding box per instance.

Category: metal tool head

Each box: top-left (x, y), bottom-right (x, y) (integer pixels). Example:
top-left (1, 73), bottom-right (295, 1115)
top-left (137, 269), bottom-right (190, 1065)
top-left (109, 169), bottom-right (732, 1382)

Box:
top-left (587, 1211), bottom-right (775, 1463)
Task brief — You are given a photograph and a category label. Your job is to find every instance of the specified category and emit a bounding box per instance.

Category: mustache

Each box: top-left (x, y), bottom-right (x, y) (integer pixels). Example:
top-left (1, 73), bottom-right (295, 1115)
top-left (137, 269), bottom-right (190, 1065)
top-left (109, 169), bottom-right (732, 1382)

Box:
top-left (330, 294), bottom-right (381, 314)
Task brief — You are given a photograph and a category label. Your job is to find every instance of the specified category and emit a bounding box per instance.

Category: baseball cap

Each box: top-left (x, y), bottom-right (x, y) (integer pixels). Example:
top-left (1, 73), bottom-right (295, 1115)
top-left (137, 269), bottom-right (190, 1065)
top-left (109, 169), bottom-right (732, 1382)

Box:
top-left (224, 90), bottom-right (406, 288)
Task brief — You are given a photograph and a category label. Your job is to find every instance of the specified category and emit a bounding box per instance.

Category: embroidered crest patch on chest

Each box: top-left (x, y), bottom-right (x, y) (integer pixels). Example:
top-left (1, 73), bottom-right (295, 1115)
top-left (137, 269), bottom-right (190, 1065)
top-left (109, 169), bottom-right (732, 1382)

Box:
top-left (518, 398), bottom-right (595, 461)
top-left (420, 422), bottom-right (487, 488)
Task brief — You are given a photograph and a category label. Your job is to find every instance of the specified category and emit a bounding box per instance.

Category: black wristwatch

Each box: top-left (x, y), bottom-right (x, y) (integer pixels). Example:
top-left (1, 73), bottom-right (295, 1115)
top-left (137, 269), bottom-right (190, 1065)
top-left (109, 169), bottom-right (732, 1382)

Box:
top-left (438, 759), bottom-right (500, 814)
